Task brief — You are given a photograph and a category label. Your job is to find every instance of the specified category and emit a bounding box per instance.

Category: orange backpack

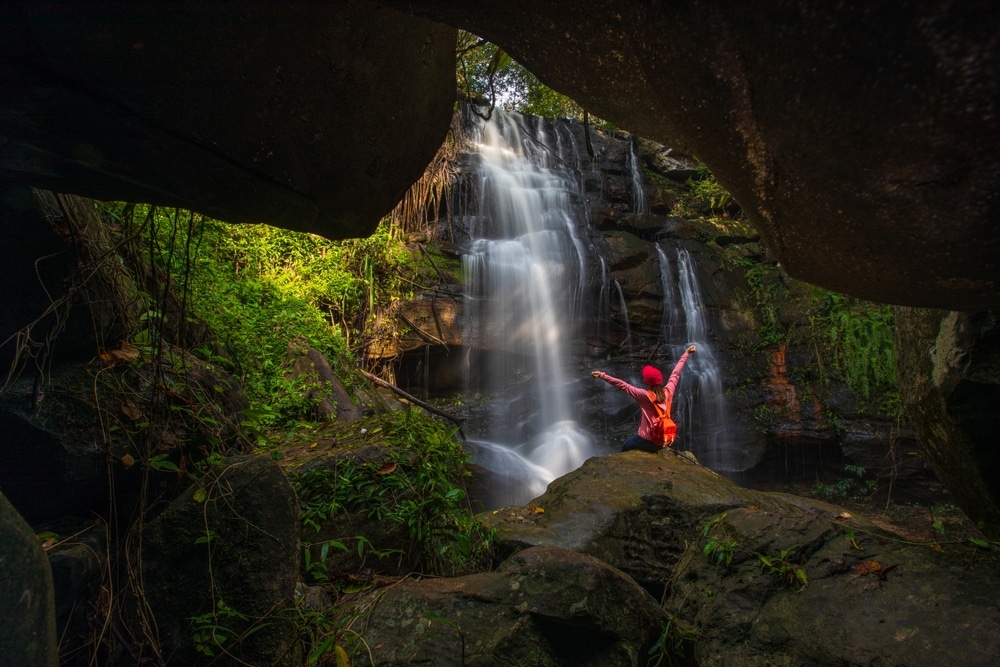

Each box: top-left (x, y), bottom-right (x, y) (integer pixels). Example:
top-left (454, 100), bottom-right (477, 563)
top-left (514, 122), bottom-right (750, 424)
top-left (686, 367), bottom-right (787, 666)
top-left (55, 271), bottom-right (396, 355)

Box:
top-left (648, 391), bottom-right (677, 448)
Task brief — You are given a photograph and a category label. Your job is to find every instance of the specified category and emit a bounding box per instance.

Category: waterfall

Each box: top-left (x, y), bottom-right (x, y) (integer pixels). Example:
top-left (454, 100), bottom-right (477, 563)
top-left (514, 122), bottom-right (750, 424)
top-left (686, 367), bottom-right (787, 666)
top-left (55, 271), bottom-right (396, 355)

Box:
top-left (612, 280), bottom-right (632, 349)
top-left (627, 139), bottom-right (648, 214)
top-left (658, 246), bottom-right (747, 471)
top-left (461, 111), bottom-right (597, 507)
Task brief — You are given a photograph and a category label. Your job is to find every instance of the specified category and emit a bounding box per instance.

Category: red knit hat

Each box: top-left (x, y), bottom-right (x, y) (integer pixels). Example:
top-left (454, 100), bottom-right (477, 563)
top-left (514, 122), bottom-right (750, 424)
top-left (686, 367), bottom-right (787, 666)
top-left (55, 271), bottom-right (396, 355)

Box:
top-left (642, 365), bottom-right (663, 387)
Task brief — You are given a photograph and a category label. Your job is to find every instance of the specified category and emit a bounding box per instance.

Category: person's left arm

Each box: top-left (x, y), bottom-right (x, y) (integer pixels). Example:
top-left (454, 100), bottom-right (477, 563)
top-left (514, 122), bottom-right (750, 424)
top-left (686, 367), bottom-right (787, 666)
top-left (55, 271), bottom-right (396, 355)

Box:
top-left (664, 348), bottom-right (694, 397)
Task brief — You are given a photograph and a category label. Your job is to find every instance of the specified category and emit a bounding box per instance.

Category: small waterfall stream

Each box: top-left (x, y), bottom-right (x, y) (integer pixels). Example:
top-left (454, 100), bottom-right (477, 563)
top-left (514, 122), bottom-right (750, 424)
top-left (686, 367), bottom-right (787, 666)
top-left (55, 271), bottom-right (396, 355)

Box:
top-left (671, 248), bottom-right (735, 469)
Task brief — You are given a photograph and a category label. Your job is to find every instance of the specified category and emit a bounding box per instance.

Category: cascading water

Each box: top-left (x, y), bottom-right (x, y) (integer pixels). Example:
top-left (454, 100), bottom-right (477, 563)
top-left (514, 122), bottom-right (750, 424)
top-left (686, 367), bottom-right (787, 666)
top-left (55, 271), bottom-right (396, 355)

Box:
top-left (656, 245), bottom-right (750, 472)
top-left (461, 112), bottom-right (597, 507)
top-left (627, 139), bottom-right (648, 215)
top-left (454, 108), bottom-right (754, 505)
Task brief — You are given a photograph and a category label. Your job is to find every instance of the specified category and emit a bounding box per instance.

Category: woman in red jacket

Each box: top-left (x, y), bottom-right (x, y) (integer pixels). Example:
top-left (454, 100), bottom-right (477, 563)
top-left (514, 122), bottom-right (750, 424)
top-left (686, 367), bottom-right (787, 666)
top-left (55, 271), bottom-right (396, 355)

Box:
top-left (591, 345), bottom-right (696, 452)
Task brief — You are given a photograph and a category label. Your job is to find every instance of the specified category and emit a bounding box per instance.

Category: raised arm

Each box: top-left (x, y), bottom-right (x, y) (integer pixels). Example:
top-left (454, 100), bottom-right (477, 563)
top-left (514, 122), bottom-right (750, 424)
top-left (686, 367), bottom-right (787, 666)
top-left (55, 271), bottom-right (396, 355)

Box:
top-left (591, 371), bottom-right (647, 402)
top-left (664, 346), bottom-right (696, 397)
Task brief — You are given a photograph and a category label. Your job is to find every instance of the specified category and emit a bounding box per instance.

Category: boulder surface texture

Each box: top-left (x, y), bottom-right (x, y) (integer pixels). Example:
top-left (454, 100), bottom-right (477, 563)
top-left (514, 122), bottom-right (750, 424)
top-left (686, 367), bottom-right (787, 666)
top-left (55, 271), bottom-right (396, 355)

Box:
top-left (0, 1), bottom-right (456, 239)
top-left (142, 455), bottom-right (300, 666)
top-left (480, 452), bottom-right (1000, 666)
top-left (3, 1), bottom-right (997, 308)
top-left (354, 545), bottom-right (668, 667)
top-left (0, 492), bottom-right (57, 667)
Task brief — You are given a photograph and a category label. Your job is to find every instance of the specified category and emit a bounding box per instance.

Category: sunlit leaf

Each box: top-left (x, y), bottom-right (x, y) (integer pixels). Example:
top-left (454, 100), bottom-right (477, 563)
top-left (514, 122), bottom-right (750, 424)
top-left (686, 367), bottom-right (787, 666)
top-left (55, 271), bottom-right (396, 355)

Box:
top-left (855, 560), bottom-right (882, 576)
top-left (99, 341), bottom-right (140, 365)
top-left (120, 401), bottom-right (142, 420)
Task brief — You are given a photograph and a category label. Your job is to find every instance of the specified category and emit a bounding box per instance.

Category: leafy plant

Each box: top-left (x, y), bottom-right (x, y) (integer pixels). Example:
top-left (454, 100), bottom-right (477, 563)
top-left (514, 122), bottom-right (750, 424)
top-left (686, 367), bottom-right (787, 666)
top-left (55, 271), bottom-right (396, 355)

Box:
top-left (294, 411), bottom-right (494, 578)
top-left (757, 548), bottom-right (809, 591)
top-left (809, 290), bottom-right (900, 415)
top-left (812, 464), bottom-right (877, 502)
top-left (687, 167), bottom-right (736, 215)
top-left (647, 613), bottom-right (698, 667)
top-left (189, 599), bottom-right (268, 658)
top-left (701, 513), bottom-right (738, 567)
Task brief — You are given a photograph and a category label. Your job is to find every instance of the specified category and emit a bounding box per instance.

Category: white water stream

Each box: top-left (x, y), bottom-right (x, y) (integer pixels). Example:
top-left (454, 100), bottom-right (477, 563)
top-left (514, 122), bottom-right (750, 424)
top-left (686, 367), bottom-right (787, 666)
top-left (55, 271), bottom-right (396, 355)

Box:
top-left (461, 113), bottom-right (597, 507)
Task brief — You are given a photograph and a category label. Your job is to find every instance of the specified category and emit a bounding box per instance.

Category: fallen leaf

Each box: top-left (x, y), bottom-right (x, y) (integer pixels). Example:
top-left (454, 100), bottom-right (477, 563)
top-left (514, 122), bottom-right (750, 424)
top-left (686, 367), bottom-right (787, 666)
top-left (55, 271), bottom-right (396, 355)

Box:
top-left (379, 462), bottom-right (398, 475)
top-left (855, 560), bottom-right (882, 576)
top-left (532, 506), bottom-right (545, 515)
top-left (100, 341), bottom-right (140, 365)
top-left (120, 401), bottom-right (142, 420)
top-left (835, 511), bottom-right (853, 520)
top-left (309, 442), bottom-right (319, 449)
top-left (121, 453), bottom-right (135, 470)
top-left (36, 531), bottom-right (59, 546)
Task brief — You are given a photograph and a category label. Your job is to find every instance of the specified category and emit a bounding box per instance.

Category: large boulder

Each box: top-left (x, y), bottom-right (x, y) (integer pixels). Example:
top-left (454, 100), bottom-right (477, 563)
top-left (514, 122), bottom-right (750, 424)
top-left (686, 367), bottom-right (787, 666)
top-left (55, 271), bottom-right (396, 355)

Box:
top-left (382, 1), bottom-right (1000, 310)
top-left (142, 455), bottom-right (300, 665)
top-left (4, 2), bottom-right (997, 309)
top-left (0, 2), bottom-right (456, 239)
top-left (352, 545), bottom-right (668, 667)
top-left (0, 492), bottom-right (57, 667)
top-left (0, 349), bottom-right (249, 525)
top-left (895, 307), bottom-right (1000, 536)
top-left (672, 500), bottom-right (1000, 667)
top-left (483, 451), bottom-right (761, 592)
top-left (482, 452), bottom-right (1000, 665)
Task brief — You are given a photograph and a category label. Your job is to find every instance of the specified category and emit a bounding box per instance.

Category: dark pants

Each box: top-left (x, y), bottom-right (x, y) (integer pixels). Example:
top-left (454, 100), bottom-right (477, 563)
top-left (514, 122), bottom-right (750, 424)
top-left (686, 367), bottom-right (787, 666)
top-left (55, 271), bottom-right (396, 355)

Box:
top-left (621, 434), bottom-right (660, 453)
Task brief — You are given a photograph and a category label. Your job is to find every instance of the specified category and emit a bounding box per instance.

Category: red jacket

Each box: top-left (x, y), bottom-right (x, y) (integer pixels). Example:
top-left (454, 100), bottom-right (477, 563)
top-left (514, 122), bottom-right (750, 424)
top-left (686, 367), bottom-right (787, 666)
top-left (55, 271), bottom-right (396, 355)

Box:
top-left (595, 350), bottom-right (691, 441)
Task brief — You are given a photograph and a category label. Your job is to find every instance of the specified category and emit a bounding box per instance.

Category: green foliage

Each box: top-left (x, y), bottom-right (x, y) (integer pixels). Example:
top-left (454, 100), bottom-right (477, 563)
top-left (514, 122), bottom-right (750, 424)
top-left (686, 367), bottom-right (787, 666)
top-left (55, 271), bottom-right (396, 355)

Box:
top-left (457, 31), bottom-right (585, 120)
top-left (189, 599), bottom-right (268, 658)
top-left (809, 290), bottom-right (898, 410)
top-left (647, 614), bottom-right (698, 667)
top-left (757, 548), bottom-right (809, 591)
top-left (812, 464), bottom-right (877, 502)
top-left (721, 252), bottom-right (785, 348)
top-left (687, 167), bottom-right (736, 214)
top-left (294, 411), bottom-right (494, 577)
top-left (701, 513), bottom-right (738, 567)
top-left (103, 203), bottom-right (415, 429)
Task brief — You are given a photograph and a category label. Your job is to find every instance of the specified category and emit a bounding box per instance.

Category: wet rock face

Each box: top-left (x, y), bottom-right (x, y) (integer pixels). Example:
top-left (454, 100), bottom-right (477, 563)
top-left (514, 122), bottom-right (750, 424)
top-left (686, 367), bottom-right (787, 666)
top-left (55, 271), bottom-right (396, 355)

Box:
top-left (0, 2), bottom-right (456, 240)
